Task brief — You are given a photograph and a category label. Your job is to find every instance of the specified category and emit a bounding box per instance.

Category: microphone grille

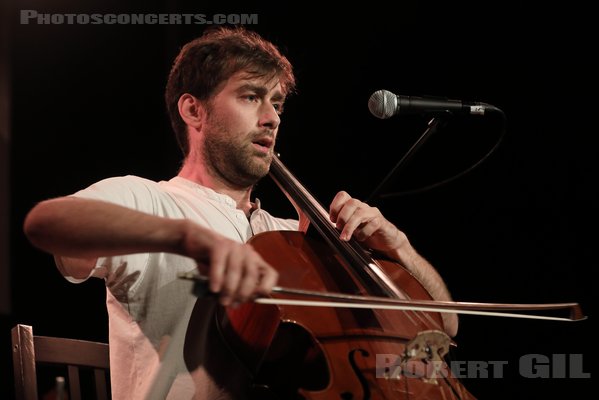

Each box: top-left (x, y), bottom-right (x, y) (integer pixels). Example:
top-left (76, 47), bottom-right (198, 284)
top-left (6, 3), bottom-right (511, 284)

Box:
top-left (368, 89), bottom-right (397, 119)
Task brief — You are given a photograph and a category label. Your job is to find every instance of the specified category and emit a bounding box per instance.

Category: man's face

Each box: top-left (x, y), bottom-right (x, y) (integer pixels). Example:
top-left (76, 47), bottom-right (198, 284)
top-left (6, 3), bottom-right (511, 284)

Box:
top-left (201, 72), bottom-right (285, 188)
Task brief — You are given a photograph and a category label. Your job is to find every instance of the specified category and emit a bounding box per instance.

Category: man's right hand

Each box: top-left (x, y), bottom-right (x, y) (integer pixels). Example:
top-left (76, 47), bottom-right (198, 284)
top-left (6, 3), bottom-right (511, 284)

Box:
top-left (181, 223), bottom-right (278, 307)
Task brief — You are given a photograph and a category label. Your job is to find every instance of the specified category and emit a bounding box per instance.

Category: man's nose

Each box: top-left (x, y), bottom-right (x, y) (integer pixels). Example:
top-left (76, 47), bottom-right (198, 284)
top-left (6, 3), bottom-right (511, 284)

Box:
top-left (258, 103), bottom-right (280, 130)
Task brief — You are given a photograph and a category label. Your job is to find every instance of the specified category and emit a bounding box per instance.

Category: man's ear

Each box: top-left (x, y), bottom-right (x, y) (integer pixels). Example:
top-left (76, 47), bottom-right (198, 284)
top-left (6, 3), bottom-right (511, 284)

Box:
top-left (178, 94), bottom-right (205, 130)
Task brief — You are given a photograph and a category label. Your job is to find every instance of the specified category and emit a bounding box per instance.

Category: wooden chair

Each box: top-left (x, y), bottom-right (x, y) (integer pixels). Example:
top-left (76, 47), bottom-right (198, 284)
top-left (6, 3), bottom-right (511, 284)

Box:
top-left (11, 324), bottom-right (110, 400)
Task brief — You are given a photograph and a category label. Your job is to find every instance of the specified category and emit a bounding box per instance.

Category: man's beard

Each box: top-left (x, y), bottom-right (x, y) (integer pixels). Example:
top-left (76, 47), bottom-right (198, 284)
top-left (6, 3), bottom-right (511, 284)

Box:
top-left (202, 115), bottom-right (273, 189)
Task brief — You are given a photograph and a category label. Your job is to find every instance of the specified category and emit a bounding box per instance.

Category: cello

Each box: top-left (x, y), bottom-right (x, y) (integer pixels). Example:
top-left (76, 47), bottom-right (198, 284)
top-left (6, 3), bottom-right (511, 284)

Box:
top-left (181, 154), bottom-right (583, 400)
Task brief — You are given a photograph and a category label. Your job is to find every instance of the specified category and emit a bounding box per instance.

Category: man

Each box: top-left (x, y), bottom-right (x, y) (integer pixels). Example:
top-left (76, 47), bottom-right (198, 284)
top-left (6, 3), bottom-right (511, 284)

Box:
top-left (24, 26), bottom-right (457, 399)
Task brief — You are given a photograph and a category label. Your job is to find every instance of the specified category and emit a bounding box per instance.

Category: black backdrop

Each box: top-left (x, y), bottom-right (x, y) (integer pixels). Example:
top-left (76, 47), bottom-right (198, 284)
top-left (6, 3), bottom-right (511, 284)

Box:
top-left (2, 1), bottom-right (596, 399)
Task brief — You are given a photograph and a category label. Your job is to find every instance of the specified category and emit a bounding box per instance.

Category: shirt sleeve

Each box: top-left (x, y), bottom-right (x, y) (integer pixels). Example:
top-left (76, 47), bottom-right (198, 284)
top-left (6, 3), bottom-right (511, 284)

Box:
top-left (60, 175), bottom-right (159, 285)
top-left (71, 175), bottom-right (161, 215)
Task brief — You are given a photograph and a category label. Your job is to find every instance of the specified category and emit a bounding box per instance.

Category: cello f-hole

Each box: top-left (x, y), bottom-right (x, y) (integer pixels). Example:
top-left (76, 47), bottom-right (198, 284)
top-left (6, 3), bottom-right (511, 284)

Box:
top-left (348, 348), bottom-right (371, 400)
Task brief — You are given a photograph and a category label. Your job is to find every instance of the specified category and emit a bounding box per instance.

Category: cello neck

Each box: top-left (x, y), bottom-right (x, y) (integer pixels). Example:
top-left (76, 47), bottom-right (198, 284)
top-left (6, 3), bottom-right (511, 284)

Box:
top-left (268, 154), bottom-right (407, 298)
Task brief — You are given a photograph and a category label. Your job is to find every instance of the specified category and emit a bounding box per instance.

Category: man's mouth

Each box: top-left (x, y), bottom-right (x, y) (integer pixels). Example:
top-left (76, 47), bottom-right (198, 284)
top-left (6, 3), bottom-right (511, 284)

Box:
top-left (252, 136), bottom-right (274, 153)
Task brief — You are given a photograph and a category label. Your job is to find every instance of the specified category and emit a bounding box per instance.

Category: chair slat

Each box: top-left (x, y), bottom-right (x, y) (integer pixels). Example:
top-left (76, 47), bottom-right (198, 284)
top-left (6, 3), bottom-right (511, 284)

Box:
top-left (68, 365), bottom-right (82, 400)
top-left (34, 335), bottom-right (109, 368)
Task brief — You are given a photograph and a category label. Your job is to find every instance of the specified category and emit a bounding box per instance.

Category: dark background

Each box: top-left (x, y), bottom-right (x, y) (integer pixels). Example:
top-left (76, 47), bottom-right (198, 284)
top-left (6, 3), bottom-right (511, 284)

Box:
top-left (2, 1), bottom-right (596, 399)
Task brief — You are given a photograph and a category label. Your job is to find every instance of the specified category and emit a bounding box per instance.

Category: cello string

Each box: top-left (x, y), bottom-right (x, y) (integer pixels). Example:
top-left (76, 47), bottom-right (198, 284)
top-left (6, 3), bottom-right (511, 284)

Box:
top-left (271, 155), bottom-right (440, 335)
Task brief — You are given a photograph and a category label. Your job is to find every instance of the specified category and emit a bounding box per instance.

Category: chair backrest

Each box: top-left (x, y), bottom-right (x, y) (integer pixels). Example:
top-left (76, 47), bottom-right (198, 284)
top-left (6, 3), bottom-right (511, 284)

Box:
top-left (11, 323), bottom-right (110, 400)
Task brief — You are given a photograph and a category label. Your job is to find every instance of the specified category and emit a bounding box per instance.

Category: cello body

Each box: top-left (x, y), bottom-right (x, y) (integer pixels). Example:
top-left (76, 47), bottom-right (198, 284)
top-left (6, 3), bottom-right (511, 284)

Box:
top-left (217, 230), bottom-right (476, 399)
top-left (187, 155), bottom-right (476, 399)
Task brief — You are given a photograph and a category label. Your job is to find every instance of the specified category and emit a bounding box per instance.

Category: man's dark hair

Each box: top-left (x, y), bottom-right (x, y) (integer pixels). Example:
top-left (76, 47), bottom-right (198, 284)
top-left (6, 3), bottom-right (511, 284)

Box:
top-left (165, 26), bottom-right (296, 156)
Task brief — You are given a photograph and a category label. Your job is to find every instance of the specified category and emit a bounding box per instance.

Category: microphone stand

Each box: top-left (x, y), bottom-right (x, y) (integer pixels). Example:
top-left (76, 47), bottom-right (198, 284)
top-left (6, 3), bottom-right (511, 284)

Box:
top-left (365, 115), bottom-right (449, 203)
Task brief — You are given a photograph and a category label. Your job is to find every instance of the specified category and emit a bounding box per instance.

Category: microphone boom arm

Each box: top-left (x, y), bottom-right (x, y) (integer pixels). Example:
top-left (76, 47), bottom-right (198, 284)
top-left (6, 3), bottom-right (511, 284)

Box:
top-left (365, 115), bottom-right (449, 203)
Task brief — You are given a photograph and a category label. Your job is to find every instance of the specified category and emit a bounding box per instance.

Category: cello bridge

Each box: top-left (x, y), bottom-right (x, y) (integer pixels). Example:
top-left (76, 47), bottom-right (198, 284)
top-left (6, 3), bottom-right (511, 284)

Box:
top-left (400, 329), bottom-right (451, 384)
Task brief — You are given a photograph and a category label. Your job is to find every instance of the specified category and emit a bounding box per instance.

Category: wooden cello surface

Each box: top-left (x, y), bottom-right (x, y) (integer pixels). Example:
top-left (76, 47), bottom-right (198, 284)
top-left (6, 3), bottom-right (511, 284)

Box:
top-left (197, 155), bottom-right (477, 399)
top-left (216, 230), bottom-right (477, 399)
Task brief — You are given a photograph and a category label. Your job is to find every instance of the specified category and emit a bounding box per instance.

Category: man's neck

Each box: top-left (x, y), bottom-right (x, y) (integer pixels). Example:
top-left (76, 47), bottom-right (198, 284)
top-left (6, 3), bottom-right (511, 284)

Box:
top-left (178, 163), bottom-right (254, 215)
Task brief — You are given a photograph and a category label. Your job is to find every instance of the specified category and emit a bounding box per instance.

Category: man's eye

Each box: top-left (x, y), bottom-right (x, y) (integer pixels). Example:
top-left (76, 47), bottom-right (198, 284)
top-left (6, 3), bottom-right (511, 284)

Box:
top-left (245, 95), bottom-right (258, 102)
top-left (273, 103), bottom-right (284, 114)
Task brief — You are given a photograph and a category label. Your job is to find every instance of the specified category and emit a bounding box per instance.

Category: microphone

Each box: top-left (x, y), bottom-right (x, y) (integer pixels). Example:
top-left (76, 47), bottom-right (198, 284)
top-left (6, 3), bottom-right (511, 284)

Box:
top-left (368, 89), bottom-right (500, 119)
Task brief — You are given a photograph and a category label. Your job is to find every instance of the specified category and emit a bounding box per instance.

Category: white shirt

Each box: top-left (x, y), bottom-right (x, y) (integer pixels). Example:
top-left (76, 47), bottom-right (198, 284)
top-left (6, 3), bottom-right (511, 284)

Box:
top-left (67, 175), bottom-right (298, 399)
